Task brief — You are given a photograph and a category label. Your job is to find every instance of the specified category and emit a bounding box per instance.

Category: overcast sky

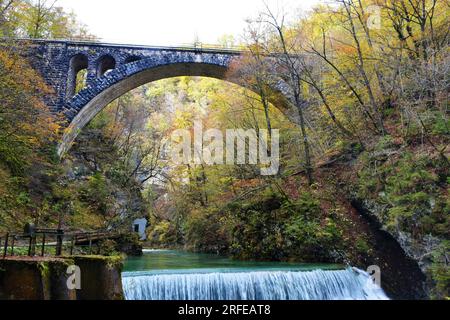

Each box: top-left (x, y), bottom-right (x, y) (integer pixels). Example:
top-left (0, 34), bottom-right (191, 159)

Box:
top-left (57, 0), bottom-right (323, 45)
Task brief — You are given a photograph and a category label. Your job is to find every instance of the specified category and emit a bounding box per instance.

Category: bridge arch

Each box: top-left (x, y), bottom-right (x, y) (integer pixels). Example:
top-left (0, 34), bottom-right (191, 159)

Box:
top-left (58, 52), bottom-right (292, 157)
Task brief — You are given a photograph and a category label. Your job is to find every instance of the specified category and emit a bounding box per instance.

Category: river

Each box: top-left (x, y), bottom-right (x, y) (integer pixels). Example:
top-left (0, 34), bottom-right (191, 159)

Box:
top-left (121, 249), bottom-right (389, 300)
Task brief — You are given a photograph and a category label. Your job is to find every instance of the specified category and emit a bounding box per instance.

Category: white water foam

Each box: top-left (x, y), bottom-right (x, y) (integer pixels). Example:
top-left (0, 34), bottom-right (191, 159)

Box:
top-left (122, 268), bottom-right (389, 300)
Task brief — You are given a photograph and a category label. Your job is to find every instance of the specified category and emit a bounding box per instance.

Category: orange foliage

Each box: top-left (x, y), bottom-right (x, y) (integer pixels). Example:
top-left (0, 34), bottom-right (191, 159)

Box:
top-left (0, 45), bottom-right (61, 172)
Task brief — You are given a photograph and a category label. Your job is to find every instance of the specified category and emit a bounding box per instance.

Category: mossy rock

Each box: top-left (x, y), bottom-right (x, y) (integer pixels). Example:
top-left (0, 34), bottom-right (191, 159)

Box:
top-left (72, 256), bottom-right (124, 300)
top-left (0, 259), bottom-right (76, 300)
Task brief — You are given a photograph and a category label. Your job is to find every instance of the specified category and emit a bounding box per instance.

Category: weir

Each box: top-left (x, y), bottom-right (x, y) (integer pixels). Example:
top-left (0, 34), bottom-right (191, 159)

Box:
top-left (121, 268), bottom-right (389, 300)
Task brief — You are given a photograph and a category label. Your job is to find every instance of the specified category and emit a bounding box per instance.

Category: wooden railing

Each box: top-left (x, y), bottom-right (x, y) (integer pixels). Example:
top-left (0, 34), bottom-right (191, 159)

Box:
top-left (0, 227), bottom-right (119, 259)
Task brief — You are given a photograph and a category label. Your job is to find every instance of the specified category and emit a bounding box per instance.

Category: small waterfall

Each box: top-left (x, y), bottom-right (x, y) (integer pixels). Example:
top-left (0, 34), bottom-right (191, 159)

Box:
top-left (122, 268), bottom-right (389, 300)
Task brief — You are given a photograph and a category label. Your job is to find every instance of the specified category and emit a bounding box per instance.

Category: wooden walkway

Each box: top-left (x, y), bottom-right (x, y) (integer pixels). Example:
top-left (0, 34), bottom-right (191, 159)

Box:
top-left (0, 225), bottom-right (119, 258)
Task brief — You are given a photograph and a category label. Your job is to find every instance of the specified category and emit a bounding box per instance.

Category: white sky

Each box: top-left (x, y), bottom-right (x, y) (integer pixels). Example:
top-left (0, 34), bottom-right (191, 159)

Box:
top-left (57, 0), bottom-right (323, 46)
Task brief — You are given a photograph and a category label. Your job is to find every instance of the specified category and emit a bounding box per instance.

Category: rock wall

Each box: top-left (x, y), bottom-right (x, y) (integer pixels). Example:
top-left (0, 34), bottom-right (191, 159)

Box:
top-left (357, 197), bottom-right (443, 276)
top-left (349, 199), bottom-right (428, 299)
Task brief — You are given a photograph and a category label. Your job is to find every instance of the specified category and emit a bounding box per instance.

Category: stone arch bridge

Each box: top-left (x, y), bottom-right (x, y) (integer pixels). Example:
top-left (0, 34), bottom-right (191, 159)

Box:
top-left (14, 39), bottom-right (293, 156)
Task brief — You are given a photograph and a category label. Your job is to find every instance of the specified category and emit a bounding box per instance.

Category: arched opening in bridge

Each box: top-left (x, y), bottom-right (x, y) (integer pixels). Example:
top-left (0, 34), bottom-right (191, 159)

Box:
top-left (64, 75), bottom-right (298, 240)
top-left (67, 53), bottom-right (88, 98)
top-left (59, 61), bottom-right (292, 157)
top-left (97, 55), bottom-right (116, 77)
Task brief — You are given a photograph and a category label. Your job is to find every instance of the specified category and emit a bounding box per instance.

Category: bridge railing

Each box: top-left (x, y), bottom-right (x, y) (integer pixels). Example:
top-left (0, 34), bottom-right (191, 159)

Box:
top-left (0, 227), bottom-right (119, 258)
top-left (3, 37), bottom-right (311, 60)
top-left (4, 37), bottom-right (248, 54)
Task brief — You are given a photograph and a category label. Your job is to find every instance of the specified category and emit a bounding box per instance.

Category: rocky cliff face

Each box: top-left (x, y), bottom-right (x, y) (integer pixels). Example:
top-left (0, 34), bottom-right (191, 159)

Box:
top-left (338, 138), bottom-right (449, 299)
top-left (359, 197), bottom-right (442, 273)
top-left (61, 131), bottom-right (147, 232)
top-left (353, 195), bottom-right (446, 298)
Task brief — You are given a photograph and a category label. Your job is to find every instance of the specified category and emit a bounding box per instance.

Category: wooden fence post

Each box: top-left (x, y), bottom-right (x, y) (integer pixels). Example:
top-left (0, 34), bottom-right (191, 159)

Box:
top-left (41, 233), bottom-right (46, 257)
top-left (30, 234), bottom-right (36, 256)
top-left (88, 235), bottom-right (92, 255)
top-left (70, 236), bottom-right (75, 256)
top-left (10, 236), bottom-right (15, 256)
top-left (2, 233), bottom-right (8, 259)
top-left (28, 235), bottom-right (32, 256)
top-left (56, 229), bottom-right (63, 256)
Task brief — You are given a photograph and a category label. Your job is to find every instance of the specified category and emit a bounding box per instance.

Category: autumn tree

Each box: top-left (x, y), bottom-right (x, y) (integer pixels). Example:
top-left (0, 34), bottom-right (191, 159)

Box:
top-left (0, 0), bottom-right (95, 39)
top-left (245, 5), bottom-right (315, 185)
